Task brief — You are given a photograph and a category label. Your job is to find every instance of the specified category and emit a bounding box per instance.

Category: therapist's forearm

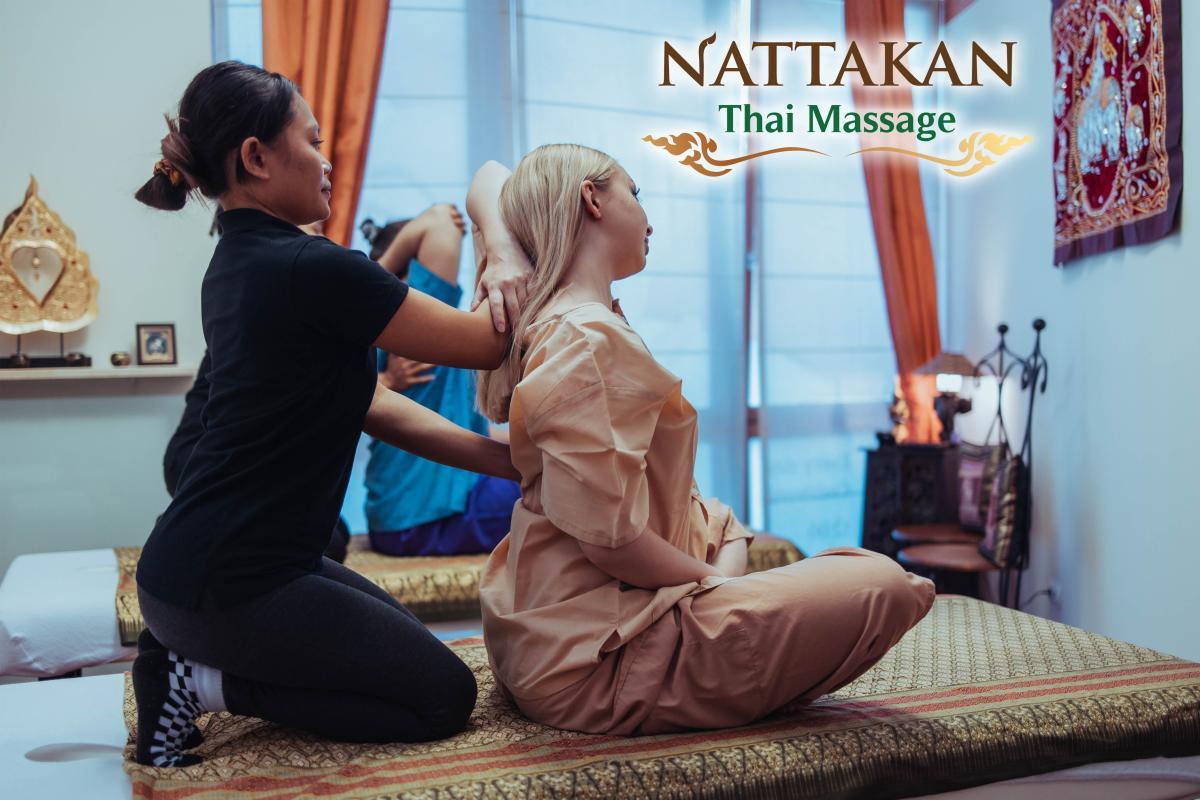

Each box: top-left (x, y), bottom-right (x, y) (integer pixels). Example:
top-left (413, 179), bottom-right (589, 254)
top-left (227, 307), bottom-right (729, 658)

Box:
top-left (579, 531), bottom-right (722, 590)
top-left (364, 385), bottom-right (518, 481)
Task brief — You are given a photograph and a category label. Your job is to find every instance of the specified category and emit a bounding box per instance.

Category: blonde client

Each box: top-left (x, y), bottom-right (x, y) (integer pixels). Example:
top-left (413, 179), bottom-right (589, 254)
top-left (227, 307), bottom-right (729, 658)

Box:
top-left (475, 144), bottom-right (936, 735)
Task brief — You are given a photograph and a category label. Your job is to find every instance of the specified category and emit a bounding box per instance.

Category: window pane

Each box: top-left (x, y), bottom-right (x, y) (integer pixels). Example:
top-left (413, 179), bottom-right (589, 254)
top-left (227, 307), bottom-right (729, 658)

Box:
top-left (366, 98), bottom-right (471, 186)
top-left (225, 2), bottom-right (262, 65)
top-left (378, 9), bottom-right (468, 98)
top-left (765, 431), bottom-right (877, 555)
top-left (753, 0), bottom-right (942, 553)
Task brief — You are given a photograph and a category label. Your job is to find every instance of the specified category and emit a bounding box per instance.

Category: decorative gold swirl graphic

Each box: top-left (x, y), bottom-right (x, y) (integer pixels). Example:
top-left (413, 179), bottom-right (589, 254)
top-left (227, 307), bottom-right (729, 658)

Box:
top-left (850, 131), bottom-right (1033, 177)
top-left (644, 130), bottom-right (1030, 178)
top-left (642, 131), bottom-right (828, 177)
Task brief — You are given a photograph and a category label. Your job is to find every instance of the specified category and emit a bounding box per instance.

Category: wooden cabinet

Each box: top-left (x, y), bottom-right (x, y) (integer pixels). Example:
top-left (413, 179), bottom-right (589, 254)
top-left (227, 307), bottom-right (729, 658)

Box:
top-left (860, 441), bottom-right (959, 557)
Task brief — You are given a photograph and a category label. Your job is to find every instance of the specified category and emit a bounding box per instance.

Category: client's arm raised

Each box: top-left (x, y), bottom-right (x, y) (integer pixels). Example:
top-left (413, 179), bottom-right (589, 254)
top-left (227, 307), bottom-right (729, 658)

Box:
top-left (467, 160), bottom-right (532, 332)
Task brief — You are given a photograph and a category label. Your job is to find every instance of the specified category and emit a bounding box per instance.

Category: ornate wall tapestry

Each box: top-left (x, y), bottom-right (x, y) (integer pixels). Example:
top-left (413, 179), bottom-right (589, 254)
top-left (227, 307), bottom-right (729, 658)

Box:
top-left (1052, 0), bottom-right (1182, 265)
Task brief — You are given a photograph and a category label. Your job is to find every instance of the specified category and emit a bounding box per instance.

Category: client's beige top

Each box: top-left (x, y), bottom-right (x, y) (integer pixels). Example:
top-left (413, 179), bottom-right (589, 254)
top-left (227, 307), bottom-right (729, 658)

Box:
top-left (480, 301), bottom-right (751, 701)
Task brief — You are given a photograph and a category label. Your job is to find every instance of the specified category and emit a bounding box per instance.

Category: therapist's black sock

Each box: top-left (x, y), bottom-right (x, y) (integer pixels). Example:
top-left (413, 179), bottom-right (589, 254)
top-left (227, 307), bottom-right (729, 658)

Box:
top-left (133, 649), bottom-right (207, 767)
top-left (136, 629), bottom-right (204, 751)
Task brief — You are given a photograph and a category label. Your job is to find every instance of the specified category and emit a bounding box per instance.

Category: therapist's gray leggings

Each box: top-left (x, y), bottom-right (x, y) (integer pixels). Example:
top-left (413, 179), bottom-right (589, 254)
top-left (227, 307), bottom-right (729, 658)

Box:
top-left (138, 557), bottom-right (477, 742)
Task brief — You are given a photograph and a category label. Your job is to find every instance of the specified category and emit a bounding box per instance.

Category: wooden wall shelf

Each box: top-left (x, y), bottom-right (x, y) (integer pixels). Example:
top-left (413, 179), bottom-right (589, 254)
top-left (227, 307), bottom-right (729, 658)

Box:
top-left (0, 365), bottom-right (196, 382)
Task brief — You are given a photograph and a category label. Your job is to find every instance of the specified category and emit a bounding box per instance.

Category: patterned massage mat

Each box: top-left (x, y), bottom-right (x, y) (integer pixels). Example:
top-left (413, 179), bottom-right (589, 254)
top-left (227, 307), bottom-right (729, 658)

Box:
top-left (122, 596), bottom-right (1200, 799)
top-left (114, 535), bottom-right (804, 646)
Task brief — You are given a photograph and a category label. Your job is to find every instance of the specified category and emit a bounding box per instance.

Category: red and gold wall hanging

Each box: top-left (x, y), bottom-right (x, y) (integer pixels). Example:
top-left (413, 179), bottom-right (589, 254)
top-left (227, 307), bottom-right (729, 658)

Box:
top-left (1052, 0), bottom-right (1182, 265)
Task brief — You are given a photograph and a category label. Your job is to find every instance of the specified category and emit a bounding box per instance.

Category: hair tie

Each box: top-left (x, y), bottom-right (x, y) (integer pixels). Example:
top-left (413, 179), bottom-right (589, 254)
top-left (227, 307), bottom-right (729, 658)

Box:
top-left (153, 158), bottom-right (185, 188)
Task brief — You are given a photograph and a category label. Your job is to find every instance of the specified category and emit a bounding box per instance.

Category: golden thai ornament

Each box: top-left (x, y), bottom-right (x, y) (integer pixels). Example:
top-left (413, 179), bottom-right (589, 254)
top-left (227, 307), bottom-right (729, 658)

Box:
top-left (0, 177), bottom-right (99, 334)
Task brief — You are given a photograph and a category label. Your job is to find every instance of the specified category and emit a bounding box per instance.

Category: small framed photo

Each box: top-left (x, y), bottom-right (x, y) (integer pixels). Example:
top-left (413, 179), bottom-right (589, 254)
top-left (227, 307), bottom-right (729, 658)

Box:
top-left (136, 323), bottom-right (177, 365)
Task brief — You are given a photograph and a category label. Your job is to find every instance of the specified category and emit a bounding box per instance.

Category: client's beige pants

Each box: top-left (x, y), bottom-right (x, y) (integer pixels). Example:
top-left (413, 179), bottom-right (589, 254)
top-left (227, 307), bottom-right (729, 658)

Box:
top-left (516, 546), bottom-right (936, 735)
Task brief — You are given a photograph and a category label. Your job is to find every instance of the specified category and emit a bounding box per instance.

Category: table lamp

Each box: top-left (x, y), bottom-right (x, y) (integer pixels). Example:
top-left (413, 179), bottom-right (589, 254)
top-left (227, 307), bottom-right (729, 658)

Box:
top-left (916, 352), bottom-right (976, 443)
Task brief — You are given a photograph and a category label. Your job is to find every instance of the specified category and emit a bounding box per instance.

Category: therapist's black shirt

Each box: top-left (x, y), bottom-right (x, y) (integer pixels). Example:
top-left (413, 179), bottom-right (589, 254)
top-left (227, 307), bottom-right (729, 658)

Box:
top-left (163, 350), bottom-right (212, 497)
top-left (137, 208), bottom-right (408, 609)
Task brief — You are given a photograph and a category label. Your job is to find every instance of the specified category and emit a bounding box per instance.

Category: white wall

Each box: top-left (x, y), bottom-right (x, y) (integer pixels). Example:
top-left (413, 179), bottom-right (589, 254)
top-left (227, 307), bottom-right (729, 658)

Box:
top-left (0, 1), bottom-right (217, 574)
top-left (945, 0), bottom-right (1200, 660)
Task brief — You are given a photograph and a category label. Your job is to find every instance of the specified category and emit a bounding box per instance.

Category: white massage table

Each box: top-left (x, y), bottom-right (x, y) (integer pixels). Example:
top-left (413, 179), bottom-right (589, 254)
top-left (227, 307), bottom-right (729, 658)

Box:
top-left (0, 549), bottom-right (133, 678)
top-left (2, 671), bottom-right (1198, 800)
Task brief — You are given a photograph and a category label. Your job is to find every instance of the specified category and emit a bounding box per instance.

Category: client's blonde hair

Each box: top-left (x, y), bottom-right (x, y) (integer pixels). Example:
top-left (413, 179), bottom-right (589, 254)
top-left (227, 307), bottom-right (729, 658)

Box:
top-left (476, 144), bottom-right (618, 423)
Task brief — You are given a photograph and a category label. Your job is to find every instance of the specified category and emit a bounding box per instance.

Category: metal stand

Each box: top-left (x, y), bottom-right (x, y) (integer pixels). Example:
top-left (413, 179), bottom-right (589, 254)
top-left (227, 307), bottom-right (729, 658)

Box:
top-left (3, 332), bottom-right (91, 368)
top-left (973, 319), bottom-right (1049, 607)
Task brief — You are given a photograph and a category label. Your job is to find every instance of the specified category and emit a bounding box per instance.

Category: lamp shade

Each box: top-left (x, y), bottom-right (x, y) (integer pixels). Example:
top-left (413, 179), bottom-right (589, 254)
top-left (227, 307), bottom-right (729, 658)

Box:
top-left (915, 352), bottom-right (977, 377)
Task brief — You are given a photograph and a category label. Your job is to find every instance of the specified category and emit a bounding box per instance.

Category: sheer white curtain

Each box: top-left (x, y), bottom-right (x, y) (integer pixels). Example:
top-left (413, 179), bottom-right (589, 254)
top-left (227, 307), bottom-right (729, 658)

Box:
top-left (750, 0), bottom-right (942, 552)
top-left (354, 2), bottom-right (510, 268)
top-left (212, 0), bottom-right (263, 65)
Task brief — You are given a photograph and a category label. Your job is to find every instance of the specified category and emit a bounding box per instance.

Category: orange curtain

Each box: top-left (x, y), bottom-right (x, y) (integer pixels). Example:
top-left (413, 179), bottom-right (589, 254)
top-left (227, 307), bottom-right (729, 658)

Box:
top-left (844, 0), bottom-right (943, 443)
top-left (262, 0), bottom-right (389, 246)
